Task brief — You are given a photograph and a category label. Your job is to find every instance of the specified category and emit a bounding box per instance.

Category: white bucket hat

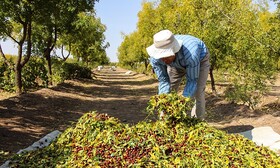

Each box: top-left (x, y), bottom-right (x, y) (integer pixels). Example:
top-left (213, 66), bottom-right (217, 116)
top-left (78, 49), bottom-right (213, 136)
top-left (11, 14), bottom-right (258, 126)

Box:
top-left (146, 30), bottom-right (183, 59)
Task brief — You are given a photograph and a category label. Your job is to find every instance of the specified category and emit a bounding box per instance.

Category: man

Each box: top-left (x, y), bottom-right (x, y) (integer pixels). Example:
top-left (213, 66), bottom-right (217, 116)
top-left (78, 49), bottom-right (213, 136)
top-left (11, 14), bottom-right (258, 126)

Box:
top-left (146, 29), bottom-right (210, 119)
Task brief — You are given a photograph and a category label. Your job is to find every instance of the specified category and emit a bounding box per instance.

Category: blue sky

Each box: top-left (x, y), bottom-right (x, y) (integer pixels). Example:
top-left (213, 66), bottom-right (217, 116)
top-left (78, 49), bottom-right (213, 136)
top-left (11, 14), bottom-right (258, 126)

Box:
top-left (0, 0), bottom-right (277, 63)
top-left (95, 0), bottom-right (144, 62)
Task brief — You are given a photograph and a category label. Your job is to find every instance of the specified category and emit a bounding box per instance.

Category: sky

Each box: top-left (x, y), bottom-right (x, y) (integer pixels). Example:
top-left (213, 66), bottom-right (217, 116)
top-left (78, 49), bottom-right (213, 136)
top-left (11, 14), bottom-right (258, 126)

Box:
top-left (95, 0), bottom-right (144, 62)
top-left (0, 0), bottom-right (277, 62)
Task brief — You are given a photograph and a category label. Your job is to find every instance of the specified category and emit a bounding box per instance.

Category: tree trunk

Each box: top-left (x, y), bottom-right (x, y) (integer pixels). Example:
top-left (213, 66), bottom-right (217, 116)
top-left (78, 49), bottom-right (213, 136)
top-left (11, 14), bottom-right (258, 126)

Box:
top-left (15, 32), bottom-right (25, 94)
top-left (44, 47), bottom-right (52, 85)
top-left (15, 64), bottom-right (23, 94)
top-left (44, 26), bottom-right (57, 85)
top-left (209, 65), bottom-right (216, 94)
top-left (15, 41), bottom-right (24, 94)
top-left (44, 31), bottom-right (57, 85)
top-left (144, 59), bottom-right (148, 72)
top-left (15, 19), bottom-right (32, 94)
top-left (46, 52), bottom-right (52, 85)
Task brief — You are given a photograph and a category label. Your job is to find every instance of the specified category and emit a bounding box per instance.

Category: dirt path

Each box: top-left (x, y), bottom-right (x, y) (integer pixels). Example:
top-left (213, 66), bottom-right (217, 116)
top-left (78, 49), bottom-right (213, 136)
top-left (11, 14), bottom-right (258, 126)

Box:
top-left (0, 67), bottom-right (279, 163)
top-left (0, 67), bottom-right (158, 162)
top-left (206, 74), bottom-right (280, 134)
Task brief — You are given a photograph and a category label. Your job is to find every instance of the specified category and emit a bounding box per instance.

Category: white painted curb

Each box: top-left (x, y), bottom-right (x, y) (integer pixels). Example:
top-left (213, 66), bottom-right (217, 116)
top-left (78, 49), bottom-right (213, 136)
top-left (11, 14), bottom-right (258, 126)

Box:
top-left (0, 130), bottom-right (61, 168)
top-left (239, 126), bottom-right (280, 155)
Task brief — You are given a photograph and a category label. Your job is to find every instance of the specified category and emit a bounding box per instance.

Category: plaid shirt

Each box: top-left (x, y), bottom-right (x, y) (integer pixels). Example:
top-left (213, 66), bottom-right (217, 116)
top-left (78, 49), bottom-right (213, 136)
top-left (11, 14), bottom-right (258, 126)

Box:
top-left (149, 34), bottom-right (208, 97)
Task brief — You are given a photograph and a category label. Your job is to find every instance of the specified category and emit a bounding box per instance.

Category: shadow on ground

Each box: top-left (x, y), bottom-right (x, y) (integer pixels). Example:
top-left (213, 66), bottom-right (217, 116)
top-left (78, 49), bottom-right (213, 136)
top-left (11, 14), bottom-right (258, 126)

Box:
top-left (0, 68), bottom-right (279, 164)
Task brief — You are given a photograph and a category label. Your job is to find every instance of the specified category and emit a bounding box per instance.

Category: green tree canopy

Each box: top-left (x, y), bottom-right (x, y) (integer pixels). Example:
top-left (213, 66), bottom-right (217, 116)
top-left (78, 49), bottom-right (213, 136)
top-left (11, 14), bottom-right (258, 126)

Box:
top-left (118, 0), bottom-right (280, 108)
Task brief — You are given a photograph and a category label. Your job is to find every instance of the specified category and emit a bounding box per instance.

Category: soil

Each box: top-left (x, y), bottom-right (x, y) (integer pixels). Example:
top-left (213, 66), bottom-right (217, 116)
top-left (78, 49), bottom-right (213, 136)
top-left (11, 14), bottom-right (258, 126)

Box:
top-left (0, 67), bottom-right (279, 164)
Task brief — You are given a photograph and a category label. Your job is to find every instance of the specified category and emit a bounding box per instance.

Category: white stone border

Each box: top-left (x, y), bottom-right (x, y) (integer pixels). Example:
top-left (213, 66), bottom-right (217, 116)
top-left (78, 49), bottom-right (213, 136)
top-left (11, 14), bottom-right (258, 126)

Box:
top-left (238, 126), bottom-right (280, 155)
top-left (0, 130), bottom-right (61, 168)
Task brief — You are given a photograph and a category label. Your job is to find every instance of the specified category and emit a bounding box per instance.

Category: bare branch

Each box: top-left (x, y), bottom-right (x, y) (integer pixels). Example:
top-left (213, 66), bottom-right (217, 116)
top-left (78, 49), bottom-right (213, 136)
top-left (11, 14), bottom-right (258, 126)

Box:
top-left (0, 44), bottom-right (15, 70)
top-left (61, 44), bottom-right (71, 61)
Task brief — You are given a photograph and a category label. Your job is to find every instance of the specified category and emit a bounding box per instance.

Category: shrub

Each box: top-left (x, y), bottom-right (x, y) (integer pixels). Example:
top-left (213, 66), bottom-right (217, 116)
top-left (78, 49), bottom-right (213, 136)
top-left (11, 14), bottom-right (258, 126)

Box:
top-left (0, 60), bottom-right (15, 91)
top-left (52, 59), bottom-right (92, 85)
top-left (22, 56), bottom-right (48, 89)
top-left (0, 56), bottom-right (48, 92)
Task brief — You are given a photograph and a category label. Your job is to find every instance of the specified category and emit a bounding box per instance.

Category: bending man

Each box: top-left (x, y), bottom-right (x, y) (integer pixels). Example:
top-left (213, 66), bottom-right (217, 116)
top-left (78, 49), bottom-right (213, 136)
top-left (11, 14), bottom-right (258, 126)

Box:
top-left (146, 29), bottom-right (210, 119)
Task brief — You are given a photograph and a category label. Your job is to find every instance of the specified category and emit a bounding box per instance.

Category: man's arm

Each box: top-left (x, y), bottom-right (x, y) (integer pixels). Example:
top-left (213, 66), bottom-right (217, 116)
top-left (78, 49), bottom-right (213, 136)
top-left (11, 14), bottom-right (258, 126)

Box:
top-left (150, 58), bottom-right (170, 94)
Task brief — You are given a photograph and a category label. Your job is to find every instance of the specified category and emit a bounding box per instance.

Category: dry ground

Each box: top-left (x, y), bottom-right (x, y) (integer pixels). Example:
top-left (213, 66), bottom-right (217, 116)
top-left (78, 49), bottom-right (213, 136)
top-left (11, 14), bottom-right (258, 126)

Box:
top-left (0, 67), bottom-right (279, 164)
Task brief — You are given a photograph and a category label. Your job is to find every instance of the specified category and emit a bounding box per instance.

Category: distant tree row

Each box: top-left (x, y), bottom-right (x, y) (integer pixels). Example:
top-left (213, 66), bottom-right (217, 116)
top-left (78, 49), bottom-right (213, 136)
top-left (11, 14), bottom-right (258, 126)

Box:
top-left (118, 0), bottom-right (280, 108)
top-left (0, 0), bottom-right (109, 94)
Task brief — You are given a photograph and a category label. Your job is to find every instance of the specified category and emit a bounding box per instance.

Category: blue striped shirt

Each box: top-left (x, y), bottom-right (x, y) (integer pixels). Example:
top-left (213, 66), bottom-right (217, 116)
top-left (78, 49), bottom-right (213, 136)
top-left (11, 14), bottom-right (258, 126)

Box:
top-left (150, 34), bottom-right (208, 97)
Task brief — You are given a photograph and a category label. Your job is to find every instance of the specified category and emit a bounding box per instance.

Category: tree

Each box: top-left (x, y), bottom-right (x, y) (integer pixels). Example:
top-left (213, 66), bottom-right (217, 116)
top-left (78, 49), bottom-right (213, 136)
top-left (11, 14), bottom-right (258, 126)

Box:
top-left (0, 0), bottom-right (100, 93)
top-left (64, 12), bottom-right (109, 67)
top-left (32, 0), bottom-right (99, 83)
top-left (0, 0), bottom-right (35, 94)
top-left (137, 1), bottom-right (160, 71)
